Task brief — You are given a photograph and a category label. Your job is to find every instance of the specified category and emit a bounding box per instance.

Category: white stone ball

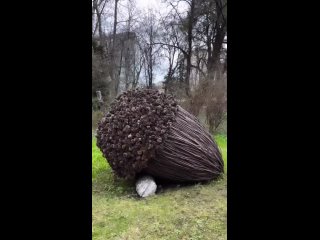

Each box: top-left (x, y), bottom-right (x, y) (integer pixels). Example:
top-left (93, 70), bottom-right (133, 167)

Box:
top-left (135, 176), bottom-right (157, 198)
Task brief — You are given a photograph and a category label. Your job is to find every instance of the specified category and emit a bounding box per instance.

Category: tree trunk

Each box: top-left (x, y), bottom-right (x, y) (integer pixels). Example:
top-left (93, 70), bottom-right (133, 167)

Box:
top-left (212, 27), bottom-right (225, 77)
top-left (185, 0), bottom-right (195, 97)
top-left (211, 0), bottom-right (226, 80)
top-left (111, 0), bottom-right (119, 96)
top-left (115, 45), bottom-right (123, 94)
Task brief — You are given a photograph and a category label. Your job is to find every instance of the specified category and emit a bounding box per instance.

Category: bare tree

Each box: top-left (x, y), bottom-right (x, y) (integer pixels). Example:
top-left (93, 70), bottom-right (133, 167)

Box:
top-left (150, 0), bottom-right (199, 97)
top-left (138, 9), bottom-right (161, 88)
top-left (132, 39), bottom-right (145, 88)
top-left (92, 0), bottom-right (108, 38)
top-left (121, 0), bottom-right (141, 90)
top-left (184, 0), bottom-right (196, 97)
top-left (158, 15), bottom-right (182, 94)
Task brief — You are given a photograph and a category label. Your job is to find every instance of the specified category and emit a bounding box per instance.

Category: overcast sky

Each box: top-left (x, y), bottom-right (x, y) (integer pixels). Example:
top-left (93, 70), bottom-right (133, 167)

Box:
top-left (136, 0), bottom-right (161, 9)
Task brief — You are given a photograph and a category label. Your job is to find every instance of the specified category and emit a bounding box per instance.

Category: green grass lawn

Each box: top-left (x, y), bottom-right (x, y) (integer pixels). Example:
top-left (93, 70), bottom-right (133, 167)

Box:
top-left (92, 134), bottom-right (227, 240)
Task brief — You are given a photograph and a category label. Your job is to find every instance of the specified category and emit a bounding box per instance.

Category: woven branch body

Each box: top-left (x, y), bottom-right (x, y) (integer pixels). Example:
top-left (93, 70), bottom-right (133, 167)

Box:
top-left (144, 106), bottom-right (224, 182)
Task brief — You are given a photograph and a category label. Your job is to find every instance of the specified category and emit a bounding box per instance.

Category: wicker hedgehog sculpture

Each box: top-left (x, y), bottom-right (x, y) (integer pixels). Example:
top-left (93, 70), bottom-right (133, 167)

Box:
top-left (96, 88), bottom-right (224, 182)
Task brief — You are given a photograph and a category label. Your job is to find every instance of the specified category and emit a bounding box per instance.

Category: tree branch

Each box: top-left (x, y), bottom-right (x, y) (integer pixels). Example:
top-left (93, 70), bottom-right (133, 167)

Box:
top-left (169, 2), bottom-right (185, 23)
top-left (151, 42), bottom-right (188, 57)
top-left (191, 64), bottom-right (206, 77)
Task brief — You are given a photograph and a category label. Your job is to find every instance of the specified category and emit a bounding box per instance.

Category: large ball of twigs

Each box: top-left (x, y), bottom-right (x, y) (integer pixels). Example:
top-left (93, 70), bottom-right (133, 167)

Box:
top-left (96, 88), bottom-right (224, 182)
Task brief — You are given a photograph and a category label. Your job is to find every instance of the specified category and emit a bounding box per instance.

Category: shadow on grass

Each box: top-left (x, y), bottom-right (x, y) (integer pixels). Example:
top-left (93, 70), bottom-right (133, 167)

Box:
top-left (155, 174), bottom-right (226, 195)
top-left (93, 167), bottom-right (226, 199)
